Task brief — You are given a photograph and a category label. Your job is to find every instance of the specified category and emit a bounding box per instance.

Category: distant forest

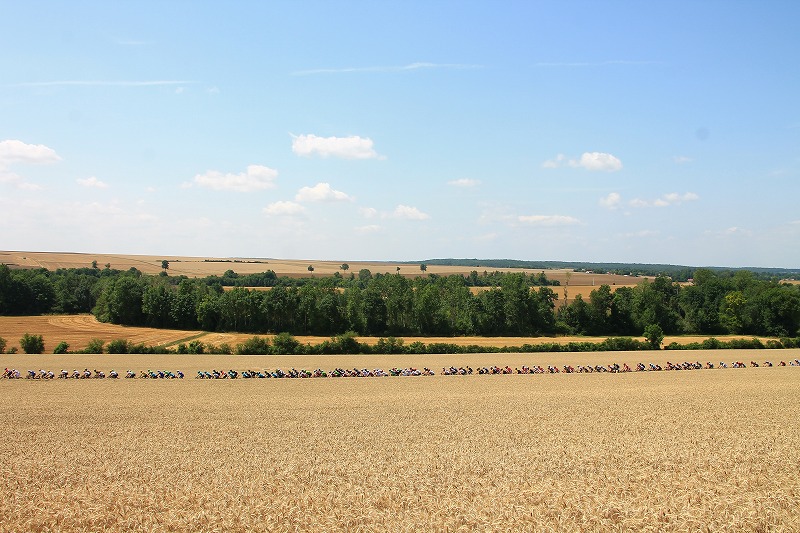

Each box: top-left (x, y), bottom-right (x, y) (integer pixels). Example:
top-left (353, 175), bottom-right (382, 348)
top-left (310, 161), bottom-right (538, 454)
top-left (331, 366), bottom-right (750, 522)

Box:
top-left (415, 259), bottom-right (800, 282)
top-left (1, 263), bottom-right (799, 339)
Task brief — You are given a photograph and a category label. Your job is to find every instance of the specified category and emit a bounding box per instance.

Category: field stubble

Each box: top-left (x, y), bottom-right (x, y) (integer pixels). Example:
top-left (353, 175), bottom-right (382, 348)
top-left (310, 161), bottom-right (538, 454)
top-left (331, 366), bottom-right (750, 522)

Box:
top-left (2, 359), bottom-right (799, 532)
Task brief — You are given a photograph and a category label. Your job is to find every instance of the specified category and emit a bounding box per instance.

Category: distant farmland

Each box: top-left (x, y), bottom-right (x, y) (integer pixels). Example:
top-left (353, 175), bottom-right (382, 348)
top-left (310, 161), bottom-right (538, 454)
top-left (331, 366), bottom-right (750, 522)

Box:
top-left (0, 250), bottom-right (644, 286)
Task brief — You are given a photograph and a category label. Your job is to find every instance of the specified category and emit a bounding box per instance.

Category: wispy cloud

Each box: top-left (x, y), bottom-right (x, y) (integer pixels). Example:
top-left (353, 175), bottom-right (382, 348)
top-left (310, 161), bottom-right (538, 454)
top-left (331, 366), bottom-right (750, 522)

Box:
top-left (263, 201), bottom-right (305, 217)
top-left (672, 155), bottom-right (693, 164)
top-left (630, 192), bottom-right (699, 208)
top-left (704, 226), bottom-right (752, 237)
top-left (116, 40), bottom-right (153, 46)
top-left (359, 207), bottom-right (378, 219)
top-left (517, 215), bottom-right (580, 226)
top-left (9, 80), bottom-right (196, 88)
top-left (448, 178), bottom-right (481, 188)
top-left (292, 62), bottom-right (482, 76)
top-left (599, 192), bottom-right (622, 210)
top-left (623, 230), bottom-right (659, 238)
top-left (76, 176), bottom-right (109, 189)
top-left (385, 205), bottom-right (430, 220)
top-left (355, 224), bottom-right (382, 234)
top-left (189, 165), bottom-right (278, 192)
top-left (534, 60), bottom-right (658, 67)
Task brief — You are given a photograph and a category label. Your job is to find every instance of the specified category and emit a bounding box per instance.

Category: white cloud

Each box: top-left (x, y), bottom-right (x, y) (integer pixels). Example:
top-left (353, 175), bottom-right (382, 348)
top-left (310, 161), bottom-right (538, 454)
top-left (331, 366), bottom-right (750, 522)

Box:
top-left (543, 152), bottom-right (622, 172)
top-left (295, 182), bottom-right (352, 202)
top-left (630, 192), bottom-right (699, 208)
top-left (542, 154), bottom-right (567, 169)
top-left (672, 155), bottom-right (693, 164)
top-left (355, 224), bottom-right (382, 234)
top-left (388, 205), bottom-right (430, 220)
top-left (359, 207), bottom-right (378, 219)
top-left (517, 215), bottom-right (580, 226)
top-left (12, 80), bottom-right (194, 87)
top-left (599, 192), bottom-right (621, 210)
top-left (77, 176), bottom-right (109, 188)
top-left (665, 192), bottom-right (698, 203)
top-left (263, 201), bottom-right (305, 216)
top-left (624, 230), bottom-right (659, 238)
top-left (291, 134), bottom-right (382, 160)
top-left (704, 226), bottom-right (752, 237)
top-left (571, 152), bottom-right (623, 172)
top-left (291, 62), bottom-right (482, 76)
top-left (534, 60), bottom-right (658, 68)
top-left (0, 139), bottom-right (61, 165)
top-left (447, 178), bottom-right (481, 187)
top-left (192, 165), bottom-right (278, 192)
top-left (0, 139), bottom-right (61, 189)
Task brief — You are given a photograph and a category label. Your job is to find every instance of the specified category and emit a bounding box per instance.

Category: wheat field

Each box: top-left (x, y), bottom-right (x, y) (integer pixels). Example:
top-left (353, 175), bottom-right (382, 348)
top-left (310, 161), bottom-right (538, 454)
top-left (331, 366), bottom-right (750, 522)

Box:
top-left (2, 353), bottom-right (799, 532)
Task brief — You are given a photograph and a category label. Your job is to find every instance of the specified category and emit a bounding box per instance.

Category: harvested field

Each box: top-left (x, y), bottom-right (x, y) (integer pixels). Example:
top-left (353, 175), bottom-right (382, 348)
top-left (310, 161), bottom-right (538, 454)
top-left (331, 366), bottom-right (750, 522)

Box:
top-left (0, 315), bottom-right (202, 352)
top-left (1, 355), bottom-right (799, 531)
top-left (0, 315), bottom-right (780, 353)
top-left (0, 250), bottom-right (644, 286)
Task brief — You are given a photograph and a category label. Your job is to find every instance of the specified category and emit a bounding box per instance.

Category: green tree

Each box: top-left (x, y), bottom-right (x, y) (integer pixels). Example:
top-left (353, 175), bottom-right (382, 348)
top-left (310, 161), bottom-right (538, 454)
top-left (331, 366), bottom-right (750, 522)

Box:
top-left (85, 338), bottom-right (104, 354)
top-left (358, 268), bottom-right (372, 285)
top-left (307, 265), bottom-right (315, 276)
top-left (475, 288), bottom-right (505, 335)
top-left (559, 294), bottom-right (591, 334)
top-left (261, 285), bottom-right (298, 333)
top-left (420, 263), bottom-right (427, 273)
top-left (94, 275), bottom-right (146, 325)
top-left (587, 284), bottom-right (614, 334)
top-left (0, 336), bottom-right (7, 354)
top-left (643, 324), bottom-right (665, 349)
top-left (340, 263), bottom-right (349, 272)
top-left (236, 336), bottom-right (271, 355)
top-left (272, 332), bottom-right (299, 354)
top-left (20, 333), bottom-right (45, 354)
top-left (53, 341), bottom-right (69, 354)
top-left (161, 260), bottom-right (169, 273)
top-left (632, 276), bottom-right (681, 334)
top-left (142, 282), bottom-right (174, 328)
top-left (412, 279), bottom-right (447, 334)
top-left (610, 286), bottom-right (637, 335)
top-left (502, 273), bottom-right (533, 335)
top-left (106, 339), bottom-right (131, 354)
top-left (719, 291), bottom-right (747, 333)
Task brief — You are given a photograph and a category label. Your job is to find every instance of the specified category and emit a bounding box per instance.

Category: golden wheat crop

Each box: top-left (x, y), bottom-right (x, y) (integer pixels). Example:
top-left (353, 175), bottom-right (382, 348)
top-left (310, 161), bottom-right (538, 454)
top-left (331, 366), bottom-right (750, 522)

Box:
top-left (1, 355), bottom-right (799, 532)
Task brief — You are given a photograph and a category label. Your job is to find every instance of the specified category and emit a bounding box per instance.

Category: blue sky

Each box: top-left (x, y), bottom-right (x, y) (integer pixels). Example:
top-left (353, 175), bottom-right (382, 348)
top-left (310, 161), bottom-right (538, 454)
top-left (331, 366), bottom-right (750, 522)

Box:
top-left (2, 1), bottom-right (799, 268)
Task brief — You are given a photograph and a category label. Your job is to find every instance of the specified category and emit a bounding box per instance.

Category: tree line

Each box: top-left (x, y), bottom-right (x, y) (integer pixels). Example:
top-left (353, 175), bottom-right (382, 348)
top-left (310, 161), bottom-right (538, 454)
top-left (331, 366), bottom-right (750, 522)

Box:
top-left (1, 264), bottom-right (799, 338)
